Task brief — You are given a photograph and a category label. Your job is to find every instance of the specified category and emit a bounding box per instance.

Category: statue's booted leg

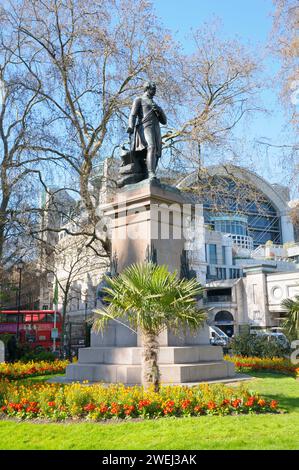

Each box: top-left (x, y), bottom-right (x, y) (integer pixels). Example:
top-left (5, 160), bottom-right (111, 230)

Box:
top-left (146, 145), bottom-right (157, 180)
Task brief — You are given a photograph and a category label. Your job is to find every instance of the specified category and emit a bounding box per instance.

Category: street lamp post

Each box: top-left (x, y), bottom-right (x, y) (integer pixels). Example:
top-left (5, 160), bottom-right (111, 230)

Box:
top-left (46, 272), bottom-right (57, 352)
top-left (16, 260), bottom-right (24, 342)
top-left (84, 290), bottom-right (89, 348)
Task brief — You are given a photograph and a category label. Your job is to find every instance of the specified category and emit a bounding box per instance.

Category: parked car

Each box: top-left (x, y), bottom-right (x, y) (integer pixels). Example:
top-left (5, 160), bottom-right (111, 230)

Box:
top-left (252, 330), bottom-right (290, 349)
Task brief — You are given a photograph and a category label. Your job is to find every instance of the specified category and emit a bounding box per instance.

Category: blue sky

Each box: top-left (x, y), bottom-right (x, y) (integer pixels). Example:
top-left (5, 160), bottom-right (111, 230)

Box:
top-left (152, 0), bottom-right (298, 197)
top-left (153, 0), bottom-right (273, 43)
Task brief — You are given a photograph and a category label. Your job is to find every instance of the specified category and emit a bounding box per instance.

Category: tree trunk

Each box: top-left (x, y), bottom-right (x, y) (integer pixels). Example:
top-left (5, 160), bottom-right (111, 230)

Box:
top-left (141, 330), bottom-right (160, 392)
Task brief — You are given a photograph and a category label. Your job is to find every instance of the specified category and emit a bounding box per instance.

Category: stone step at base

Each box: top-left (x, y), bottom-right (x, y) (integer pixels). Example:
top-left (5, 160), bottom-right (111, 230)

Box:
top-left (66, 360), bottom-right (235, 384)
top-left (78, 345), bottom-right (223, 365)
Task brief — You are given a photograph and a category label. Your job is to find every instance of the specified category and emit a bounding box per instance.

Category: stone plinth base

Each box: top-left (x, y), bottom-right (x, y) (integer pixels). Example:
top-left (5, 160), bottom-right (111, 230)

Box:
top-left (65, 346), bottom-right (235, 384)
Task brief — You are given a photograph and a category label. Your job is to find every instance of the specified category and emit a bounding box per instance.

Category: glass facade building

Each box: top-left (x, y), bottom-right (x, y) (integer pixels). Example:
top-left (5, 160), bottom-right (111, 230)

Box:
top-left (202, 176), bottom-right (282, 248)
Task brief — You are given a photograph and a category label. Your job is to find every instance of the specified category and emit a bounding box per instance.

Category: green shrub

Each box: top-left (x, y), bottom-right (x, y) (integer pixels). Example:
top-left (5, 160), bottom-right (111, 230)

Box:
top-left (230, 333), bottom-right (289, 358)
top-left (19, 348), bottom-right (56, 363)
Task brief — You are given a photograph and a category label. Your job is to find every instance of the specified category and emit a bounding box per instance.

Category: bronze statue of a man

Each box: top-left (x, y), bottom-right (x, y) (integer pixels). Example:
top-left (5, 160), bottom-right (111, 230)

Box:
top-left (127, 81), bottom-right (167, 180)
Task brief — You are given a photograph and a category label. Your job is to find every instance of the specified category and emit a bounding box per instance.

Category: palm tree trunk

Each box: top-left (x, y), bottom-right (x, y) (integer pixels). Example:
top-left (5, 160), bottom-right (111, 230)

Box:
top-left (141, 330), bottom-right (160, 392)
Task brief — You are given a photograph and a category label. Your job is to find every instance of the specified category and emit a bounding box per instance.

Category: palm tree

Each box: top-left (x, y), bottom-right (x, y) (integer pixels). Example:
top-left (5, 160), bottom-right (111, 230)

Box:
top-left (93, 262), bottom-right (206, 391)
top-left (281, 295), bottom-right (299, 339)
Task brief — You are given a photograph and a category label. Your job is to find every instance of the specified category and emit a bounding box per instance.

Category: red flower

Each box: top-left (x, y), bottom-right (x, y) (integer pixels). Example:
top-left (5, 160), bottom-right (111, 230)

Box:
top-left (138, 399), bottom-right (151, 410)
top-left (110, 402), bottom-right (121, 415)
top-left (163, 400), bottom-right (175, 415)
top-left (194, 405), bottom-right (203, 414)
top-left (270, 400), bottom-right (278, 410)
top-left (9, 403), bottom-right (23, 412)
top-left (181, 399), bottom-right (191, 410)
top-left (99, 404), bottom-right (108, 414)
top-left (83, 403), bottom-right (96, 412)
top-left (124, 404), bottom-right (135, 416)
top-left (26, 406), bottom-right (39, 414)
top-left (245, 397), bottom-right (255, 407)
top-left (231, 399), bottom-right (242, 409)
top-left (221, 399), bottom-right (230, 406)
top-left (48, 401), bottom-right (56, 407)
top-left (207, 401), bottom-right (217, 410)
top-left (165, 400), bottom-right (175, 407)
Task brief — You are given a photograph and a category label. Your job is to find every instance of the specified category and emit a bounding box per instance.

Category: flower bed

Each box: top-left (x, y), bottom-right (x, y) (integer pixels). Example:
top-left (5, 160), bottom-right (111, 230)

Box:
top-left (0, 360), bottom-right (69, 381)
top-left (0, 381), bottom-right (280, 421)
top-left (225, 355), bottom-right (299, 377)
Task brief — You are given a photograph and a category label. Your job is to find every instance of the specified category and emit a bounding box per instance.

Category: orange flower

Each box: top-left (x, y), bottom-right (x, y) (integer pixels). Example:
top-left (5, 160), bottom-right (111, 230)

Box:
top-left (194, 405), bottom-right (205, 414)
top-left (245, 397), bottom-right (255, 407)
top-left (207, 401), bottom-right (217, 410)
top-left (83, 403), bottom-right (96, 412)
top-left (231, 399), bottom-right (242, 408)
top-left (138, 399), bottom-right (151, 410)
top-left (270, 400), bottom-right (278, 409)
top-left (110, 402), bottom-right (121, 414)
top-left (181, 399), bottom-right (191, 410)
top-left (258, 399), bottom-right (266, 407)
top-left (221, 399), bottom-right (230, 406)
top-left (124, 404), bottom-right (135, 416)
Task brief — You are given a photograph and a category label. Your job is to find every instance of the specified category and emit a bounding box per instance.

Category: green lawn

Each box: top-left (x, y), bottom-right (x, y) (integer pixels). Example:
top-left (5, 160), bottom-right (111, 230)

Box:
top-left (0, 372), bottom-right (299, 450)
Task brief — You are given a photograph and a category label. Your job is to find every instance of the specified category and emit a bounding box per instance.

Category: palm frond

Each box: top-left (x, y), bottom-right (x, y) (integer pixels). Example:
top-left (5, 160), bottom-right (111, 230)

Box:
top-left (281, 295), bottom-right (299, 338)
top-left (93, 262), bottom-right (206, 335)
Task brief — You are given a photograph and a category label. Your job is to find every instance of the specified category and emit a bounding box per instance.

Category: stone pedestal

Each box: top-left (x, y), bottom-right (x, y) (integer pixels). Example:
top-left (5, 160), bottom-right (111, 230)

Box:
top-left (66, 180), bottom-right (235, 384)
top-left (66, 345), bottom-right (235, 384)
top-left (105, 179), bottom-right (191, 272)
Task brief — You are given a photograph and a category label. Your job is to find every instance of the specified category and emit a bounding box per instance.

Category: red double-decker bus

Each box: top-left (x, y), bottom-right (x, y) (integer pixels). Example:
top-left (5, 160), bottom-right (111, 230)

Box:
top-left (0, 310), bottom-right (62, 349)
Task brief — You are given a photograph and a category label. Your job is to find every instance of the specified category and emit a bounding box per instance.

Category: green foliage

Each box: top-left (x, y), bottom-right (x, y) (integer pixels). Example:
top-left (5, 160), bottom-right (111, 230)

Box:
top-left (93, 262), bottom-right (206, 336)
top-left (0, 334), bottom-right (14, 347)
top-left (0, 340), bottom-right (57, 362)
top-left (281, 296), bottom-right (299, 339)
top-left (230, 333), bottom-right (289, 358)
top-left (19, 349), bottom-right (57, 363)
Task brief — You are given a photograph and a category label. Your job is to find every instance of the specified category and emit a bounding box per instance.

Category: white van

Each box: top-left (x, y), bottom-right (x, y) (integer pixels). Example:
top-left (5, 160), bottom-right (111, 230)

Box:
top-left (209, 326), bottom-right (230, 347)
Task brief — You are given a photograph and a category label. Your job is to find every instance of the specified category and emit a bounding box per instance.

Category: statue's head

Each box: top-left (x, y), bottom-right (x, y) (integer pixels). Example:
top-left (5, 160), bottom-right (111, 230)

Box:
top-left (143, 80), bottom-right (156, 97)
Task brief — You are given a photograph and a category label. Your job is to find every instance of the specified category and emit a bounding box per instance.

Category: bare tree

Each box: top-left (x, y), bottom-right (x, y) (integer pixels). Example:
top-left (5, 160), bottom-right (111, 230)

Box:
top-left (253, 1), bottom-right (299, 199)
top-left (1, 0), bottom-right (177, 253)
top-left (162, 23), bottom-right (260, 169)
top-left (0, 6), bottom-right (73, 267)
top-left (272, 0), bottom-right (299, 127)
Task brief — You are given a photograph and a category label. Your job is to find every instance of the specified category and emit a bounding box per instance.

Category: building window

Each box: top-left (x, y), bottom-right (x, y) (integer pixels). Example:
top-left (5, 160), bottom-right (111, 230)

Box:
top-left (209, 244), bottom-right (217, 264)
top-left (216, 267), bottom-right (227, 280)
top-left (203, 175), bottom-right (282, 248)
top-left (222, 246), bottom-right (226, 265)
top-left (228, 268), bottom-right (242, 279)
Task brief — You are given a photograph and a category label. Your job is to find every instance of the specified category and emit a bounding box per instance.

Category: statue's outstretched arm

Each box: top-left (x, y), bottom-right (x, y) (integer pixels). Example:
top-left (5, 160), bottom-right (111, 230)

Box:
top-left (153, 103), bottom-right (167, 125)
top-left (158, 107), bottom-right (167, 125)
